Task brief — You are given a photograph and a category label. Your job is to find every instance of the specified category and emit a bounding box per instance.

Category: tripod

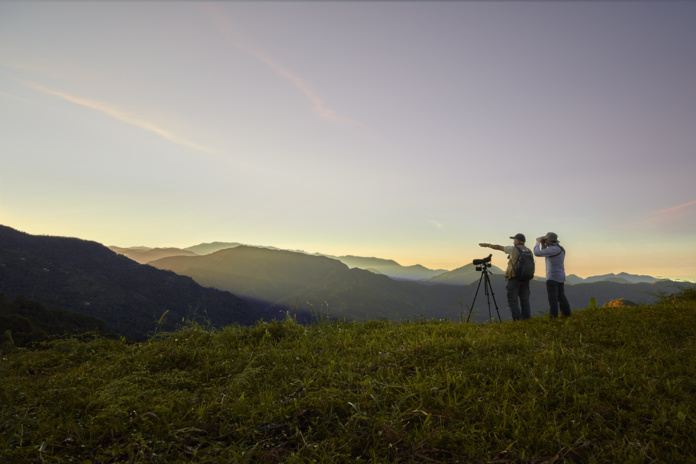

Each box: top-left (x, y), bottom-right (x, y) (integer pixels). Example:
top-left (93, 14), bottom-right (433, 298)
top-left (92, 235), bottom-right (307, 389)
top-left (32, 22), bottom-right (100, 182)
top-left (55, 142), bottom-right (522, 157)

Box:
top-left (466, 263), bottom-right (502, 323)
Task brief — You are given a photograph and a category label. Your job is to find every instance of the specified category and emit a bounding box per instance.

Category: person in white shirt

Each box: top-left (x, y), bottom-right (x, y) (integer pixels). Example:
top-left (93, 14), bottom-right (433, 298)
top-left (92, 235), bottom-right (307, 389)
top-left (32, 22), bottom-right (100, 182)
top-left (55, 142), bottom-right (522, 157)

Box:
top-left (533, 232), bottom-right (571, 317)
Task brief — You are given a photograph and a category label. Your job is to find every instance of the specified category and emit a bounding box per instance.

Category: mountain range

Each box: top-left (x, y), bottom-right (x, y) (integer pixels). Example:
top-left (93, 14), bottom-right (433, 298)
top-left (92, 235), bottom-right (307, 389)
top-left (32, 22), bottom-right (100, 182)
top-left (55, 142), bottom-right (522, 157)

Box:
top-left (422, 263), bottom-right (507, 285)
top-left (1, 225), bottom-right (691, 341)
top-left (330, 255), bottom-right (447, 280)
top-left (0, 225), bottom-right (298, 340)
top-left (106, 242), bottom-right (664, 285)
top-left (147, 246), bottom-right (686, 322)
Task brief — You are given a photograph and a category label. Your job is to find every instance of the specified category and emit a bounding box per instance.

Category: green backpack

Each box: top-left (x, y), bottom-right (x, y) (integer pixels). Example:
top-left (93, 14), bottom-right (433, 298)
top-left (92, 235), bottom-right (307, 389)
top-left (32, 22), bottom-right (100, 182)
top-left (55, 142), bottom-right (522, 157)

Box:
top-left (514, 246), bottom-right (535, 281)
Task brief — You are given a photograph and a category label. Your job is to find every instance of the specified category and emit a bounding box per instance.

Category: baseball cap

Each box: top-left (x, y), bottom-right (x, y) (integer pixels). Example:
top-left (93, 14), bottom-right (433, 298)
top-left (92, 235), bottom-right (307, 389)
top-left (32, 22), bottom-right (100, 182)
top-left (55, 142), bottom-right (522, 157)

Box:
top-left (509, 233), bottom-right (526, 242)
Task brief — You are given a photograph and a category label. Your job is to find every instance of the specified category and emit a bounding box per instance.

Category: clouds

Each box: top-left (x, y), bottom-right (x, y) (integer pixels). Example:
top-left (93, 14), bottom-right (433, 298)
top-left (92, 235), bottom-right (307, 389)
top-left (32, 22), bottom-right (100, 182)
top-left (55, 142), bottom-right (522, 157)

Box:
top-left (626, 200), bottom-right (696, 237)
top-left (19, 81), bottom-right (215, 154)
top-left (2, 2), bottom-right (694, 281)
top-left (205, 4), bottom-right (366, 130)
top-left (243, 46), bottom-right (366, 129)
top-left (654, 200), bottom-right (696, 218)
top-left (429, 219), bottom-right (446, 231)
top-left (647, 200), bottom-right (696, 226)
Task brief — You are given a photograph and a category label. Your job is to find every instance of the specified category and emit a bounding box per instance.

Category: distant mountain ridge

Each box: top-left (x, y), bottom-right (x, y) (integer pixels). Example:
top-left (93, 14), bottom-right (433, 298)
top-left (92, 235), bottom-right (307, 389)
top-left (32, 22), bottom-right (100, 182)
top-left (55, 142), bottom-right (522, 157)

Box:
top-left (335, 255), bottom-right (447, 280)
top-left (108, 246), bottom-right (199, 264)
top-left (149, 244), bottom-right (691, 323)
top-left (109, 244), bottom-right (449, 281)
top-left (582, 272), bottom-right (662, 284)
top-left (110, 243), bottom-right (670, 285)
top-left (0, 225), bottom-right (288, 340)
top-left (150, 246), bottom-right (449, 321)
top-left (183, 242), bottom-right (243, 255)
top-left (423, 263), bottom-right (507, 286)
top-left (2, 226), bottom-right (693, 333)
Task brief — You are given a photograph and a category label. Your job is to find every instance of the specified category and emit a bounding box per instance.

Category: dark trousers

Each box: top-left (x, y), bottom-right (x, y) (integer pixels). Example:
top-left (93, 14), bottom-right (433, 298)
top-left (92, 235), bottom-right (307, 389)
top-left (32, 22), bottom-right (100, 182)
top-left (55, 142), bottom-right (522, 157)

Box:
top-left (546, 280), bottom-right (571, 317)
top-left (506, 279), bottom-right (531, 321)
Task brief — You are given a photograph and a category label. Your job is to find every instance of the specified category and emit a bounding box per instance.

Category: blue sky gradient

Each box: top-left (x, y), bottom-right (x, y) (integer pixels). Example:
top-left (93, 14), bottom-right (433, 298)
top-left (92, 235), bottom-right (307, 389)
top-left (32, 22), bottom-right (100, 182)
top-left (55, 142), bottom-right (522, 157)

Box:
top-left (1, 2), bottom-right (694, 281)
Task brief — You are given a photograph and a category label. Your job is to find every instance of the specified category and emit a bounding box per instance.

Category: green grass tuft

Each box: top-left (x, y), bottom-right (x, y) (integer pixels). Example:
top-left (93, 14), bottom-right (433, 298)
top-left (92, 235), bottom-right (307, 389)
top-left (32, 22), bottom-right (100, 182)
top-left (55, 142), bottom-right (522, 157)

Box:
top-left (1, 289), bottom-right (695, 463)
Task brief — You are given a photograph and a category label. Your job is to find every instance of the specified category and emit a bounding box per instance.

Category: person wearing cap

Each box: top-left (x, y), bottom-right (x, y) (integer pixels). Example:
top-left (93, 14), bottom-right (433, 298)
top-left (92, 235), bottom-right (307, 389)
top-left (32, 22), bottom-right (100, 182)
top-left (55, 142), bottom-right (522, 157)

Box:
top-left (478, 233), bottom-right (531, 321)
top-left (534, 232), bottom-right (571, 317)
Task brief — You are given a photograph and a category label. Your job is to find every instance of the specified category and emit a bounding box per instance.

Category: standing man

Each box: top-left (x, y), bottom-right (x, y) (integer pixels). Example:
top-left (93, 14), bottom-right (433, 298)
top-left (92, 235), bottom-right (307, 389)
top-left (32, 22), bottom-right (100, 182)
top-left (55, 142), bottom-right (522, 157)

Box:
top-left (534, 232), bottom-right (571, 318)
top-left (478, 234), bottom-right (532, 321)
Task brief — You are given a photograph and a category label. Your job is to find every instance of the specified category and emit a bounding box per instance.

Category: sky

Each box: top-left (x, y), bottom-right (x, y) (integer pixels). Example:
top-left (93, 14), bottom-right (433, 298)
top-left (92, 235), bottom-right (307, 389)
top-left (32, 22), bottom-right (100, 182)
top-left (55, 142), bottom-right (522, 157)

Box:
top-left (1, 2), bottom-right (695, 282)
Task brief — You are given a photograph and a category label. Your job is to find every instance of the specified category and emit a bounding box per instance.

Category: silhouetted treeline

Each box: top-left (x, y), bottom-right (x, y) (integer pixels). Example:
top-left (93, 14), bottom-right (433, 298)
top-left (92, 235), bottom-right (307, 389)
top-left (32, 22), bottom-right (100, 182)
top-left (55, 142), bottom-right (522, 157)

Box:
top-left (0, 294), bottom-right (111, 346)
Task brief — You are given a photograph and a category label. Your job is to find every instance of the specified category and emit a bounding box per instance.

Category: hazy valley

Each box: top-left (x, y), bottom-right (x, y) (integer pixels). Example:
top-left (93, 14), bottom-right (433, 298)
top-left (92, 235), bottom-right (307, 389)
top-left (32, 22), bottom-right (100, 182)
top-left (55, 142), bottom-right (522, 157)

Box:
top-left (1, 224), bottom-right (690, 343)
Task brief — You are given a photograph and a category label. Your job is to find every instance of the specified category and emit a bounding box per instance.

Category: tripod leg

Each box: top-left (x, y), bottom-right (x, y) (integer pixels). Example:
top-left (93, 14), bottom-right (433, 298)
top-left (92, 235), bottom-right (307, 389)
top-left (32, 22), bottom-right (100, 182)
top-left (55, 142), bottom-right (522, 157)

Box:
top-left (484, 272), bottom-right (502, 322)
top-left (467, 271), bottom-right (486, 323)
top-left (484, 273), bottom-right (493, 320)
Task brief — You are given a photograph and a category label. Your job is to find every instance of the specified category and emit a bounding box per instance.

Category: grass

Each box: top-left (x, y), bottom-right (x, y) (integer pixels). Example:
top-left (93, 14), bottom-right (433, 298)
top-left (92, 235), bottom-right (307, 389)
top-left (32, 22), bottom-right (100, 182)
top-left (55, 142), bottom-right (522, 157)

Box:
top-left (1, 289), bottom-right (695, 463)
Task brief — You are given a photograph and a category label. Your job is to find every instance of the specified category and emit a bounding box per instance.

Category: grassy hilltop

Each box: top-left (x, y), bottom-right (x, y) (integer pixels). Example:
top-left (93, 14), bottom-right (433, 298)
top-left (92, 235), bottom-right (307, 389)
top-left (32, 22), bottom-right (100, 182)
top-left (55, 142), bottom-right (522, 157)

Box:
top-left (1, 290), bottom-right (695, 463)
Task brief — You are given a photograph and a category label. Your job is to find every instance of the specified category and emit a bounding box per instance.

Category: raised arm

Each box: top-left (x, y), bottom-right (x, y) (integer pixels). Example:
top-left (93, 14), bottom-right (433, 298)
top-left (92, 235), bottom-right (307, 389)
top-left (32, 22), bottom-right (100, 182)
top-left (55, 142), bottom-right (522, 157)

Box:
top-left (534, 242), bottom-right (561, 257)
top-left (479, 243), bottom-right (505, 252)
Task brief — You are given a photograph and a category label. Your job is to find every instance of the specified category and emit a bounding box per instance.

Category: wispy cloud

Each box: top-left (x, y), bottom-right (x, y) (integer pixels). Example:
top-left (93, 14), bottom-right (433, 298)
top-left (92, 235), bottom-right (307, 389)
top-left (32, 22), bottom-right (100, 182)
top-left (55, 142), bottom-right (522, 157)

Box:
top-left (653, 200), bottom-right (696, 218)
top-left (2, 60), bottom-right (45, 73)
top-left (206, 5), bottom-right (365, 129)
top-left (641, 199), bottom-right (696, 228)
top-left (0, 90), bottom-right (34, 105)
top-left (1, 58), bottom-right (90, 87)
top-left (244, 47), bottom-right (365, 128)
top-left (429, 219), bottom-right (446, 230)
top-left (19, 81), bottom-right (215, 154)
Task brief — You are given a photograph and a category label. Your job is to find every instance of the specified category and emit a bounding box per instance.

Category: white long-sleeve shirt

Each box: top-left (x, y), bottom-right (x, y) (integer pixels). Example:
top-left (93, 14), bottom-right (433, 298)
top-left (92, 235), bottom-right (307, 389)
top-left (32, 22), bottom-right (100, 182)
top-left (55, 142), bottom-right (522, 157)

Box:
top-left (533, 243), bottom-right (566, 282)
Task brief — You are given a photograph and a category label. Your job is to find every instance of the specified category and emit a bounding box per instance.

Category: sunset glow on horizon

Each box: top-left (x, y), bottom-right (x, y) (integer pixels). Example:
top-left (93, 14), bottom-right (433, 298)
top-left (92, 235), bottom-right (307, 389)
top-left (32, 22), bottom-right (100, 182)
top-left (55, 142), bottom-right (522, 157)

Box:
top-left (1, 2), bottom-right (694, 282)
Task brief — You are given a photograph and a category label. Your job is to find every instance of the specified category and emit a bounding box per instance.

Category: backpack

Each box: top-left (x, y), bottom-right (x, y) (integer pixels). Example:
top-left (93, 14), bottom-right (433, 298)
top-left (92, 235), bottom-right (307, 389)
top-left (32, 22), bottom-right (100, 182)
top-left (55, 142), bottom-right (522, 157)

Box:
top-left (514, 246), bottom-right (535, 281)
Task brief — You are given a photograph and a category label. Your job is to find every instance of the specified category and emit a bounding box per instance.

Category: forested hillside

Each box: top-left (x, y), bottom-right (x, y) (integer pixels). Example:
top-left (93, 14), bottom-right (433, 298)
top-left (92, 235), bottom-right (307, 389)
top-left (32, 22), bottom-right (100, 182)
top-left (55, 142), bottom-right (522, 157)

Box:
top-left (0, 294), bottom-right (112, 346)
top-left (0, 226), bottom-right (297, 340)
